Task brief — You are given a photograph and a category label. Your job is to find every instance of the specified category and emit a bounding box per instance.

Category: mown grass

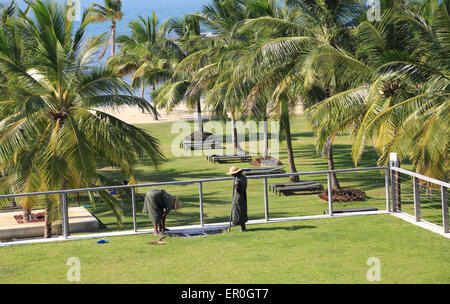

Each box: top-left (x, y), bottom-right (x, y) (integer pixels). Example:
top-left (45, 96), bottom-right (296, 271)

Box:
top-left (79, 115), bottom-right (395, 232)
top-left (0, 114), bottom-right (448, 284)
top-left (0, 215), bottom-right (449, 283)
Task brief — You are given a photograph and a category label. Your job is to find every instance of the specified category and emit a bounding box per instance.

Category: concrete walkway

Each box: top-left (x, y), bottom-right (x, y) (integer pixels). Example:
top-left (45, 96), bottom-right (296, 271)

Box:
top-left (391, 212), bottom-right (450, 239)
top-left (0, 207), bottom-right (98, 241)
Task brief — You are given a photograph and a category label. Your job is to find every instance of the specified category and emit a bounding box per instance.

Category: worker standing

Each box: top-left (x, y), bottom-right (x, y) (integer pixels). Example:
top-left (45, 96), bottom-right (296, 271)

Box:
top-left (227, 166), bottom-right (248, 231)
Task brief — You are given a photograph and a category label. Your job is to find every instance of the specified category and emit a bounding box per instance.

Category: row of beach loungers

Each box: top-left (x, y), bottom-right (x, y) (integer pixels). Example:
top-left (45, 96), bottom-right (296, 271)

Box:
top-left (205, 153), bottom-right (324, 195)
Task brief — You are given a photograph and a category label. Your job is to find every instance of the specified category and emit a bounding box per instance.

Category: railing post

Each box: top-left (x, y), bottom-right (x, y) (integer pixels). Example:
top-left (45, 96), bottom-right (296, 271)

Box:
top-left (131, 188), bottom-right (137, 232)
top-left (413, 177), bottom-right (421, 222)
top-left (389, 153), bottom-right (400, 212)
top-left (384, 168), bottom-right (390, 212)
top-left (441, 186), bottom-right (448, 233)
top-left (60, 193), bottom-right (69, 239)
top-left (264, 177), bottom-right (269, 221)
top-left (199, 182), bottom-right (204, 227)
top-left (327, 173), bottom-right (333, 216)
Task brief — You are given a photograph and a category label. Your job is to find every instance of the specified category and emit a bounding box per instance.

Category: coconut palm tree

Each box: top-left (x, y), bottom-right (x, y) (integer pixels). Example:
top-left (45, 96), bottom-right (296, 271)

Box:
top-left (306, 0), bottom-right (449, 180)
top-left (158, 0), bottom-right (257, 148)
top-left (0, 0), bottom-right (16, 24)
top-left (91, 0), bottom-right (123, 59)
top-left (301, 0), bottom-right (433, 188)
top-left (235, 0), bottom-right (364, 182)
top-left (243, 60), bottom-right (304, 180)
top-left (350, 0), bottom-right (449, 180)
top-left (151, 13), bottom-right (219, 137)
top-left (173, 0), bottom-right (281, 153)
top-left (0, 0), bottom-right (19, 210)
top-left (0, 0), bottom-right (164, 237)
top-left (108, 13), bottom-right (180, 120)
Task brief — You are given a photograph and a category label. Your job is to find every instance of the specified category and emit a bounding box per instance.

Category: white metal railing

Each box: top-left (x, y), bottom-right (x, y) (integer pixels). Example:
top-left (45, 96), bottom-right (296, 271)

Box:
top-left (0, 166), bottom-right (390, 239)
top-left (389, 153), bottom-right (449, 233)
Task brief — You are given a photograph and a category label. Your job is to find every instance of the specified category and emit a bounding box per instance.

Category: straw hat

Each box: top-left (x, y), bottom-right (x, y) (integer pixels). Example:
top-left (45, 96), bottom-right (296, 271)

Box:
top-left (226, 166), bottom-right (242, 175)
top-left (174, 196), bottom-right (183, 211)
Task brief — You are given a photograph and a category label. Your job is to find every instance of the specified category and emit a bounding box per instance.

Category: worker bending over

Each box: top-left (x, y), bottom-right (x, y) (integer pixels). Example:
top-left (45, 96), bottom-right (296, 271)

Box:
top-left (143, 189), bottom-right (183, 236)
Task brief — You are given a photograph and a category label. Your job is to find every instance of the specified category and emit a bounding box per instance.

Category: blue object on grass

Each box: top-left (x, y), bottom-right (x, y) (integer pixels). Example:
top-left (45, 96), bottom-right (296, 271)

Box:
top-left (96, 239), bottom-right (109, 244)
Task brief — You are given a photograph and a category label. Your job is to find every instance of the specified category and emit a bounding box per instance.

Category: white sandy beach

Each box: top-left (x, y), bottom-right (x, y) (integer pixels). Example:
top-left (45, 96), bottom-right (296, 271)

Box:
top-left (95, 103), bottom-right (303, 124)
top-left (94, 104), bottom-right (212, 124)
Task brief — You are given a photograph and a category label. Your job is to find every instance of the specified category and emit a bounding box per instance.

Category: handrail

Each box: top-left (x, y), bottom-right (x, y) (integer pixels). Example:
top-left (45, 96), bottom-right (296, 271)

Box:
top-left (0, 166), bottom-right (388, 199)
top-left (390, 167), bottom-right (450, 188)
top-left (0, 165), bottom-right (392, 240)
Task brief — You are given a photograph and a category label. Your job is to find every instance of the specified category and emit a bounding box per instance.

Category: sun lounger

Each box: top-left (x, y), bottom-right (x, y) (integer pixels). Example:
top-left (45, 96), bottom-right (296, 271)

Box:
top-left (207, 154), bottom-right (252, 163)
top-left (180, 141), bottom-right (222, 150)
top-left (269, 181), bottom-right (317, 192)
top-left (243, 167), bottom-right (285, 176)
top-left (275, 182), bottom-right (324, 196)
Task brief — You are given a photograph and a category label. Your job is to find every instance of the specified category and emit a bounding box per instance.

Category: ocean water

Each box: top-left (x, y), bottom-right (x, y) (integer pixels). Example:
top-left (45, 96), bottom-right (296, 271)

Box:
top-left (13, 0), bottom-right (210, 37)
top-left (8, 0), bottom-right (212, 99)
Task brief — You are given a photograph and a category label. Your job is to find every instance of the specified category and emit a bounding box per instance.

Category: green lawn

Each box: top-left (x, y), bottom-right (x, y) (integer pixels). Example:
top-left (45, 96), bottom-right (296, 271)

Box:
top-left (75, 115), bottom-right (394, 232)
top-left (0, 114), bottom-right (448, 284)
top-left (0, 215), bottom-right (449, 283)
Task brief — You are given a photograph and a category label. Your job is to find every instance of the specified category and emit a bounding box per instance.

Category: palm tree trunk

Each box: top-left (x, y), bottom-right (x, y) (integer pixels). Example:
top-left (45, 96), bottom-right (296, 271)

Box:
top-left (141, 85), bottom-right (145, 113)
top-left (323, 86), bottom-right (341, 190)
top-left (196, 97), bottom-right (203, 135)
top-left (111, 20), bottom-right (116, 57)
top-left (152, 83), bottom-right (158, 120)
top-left (325, 135), bottom-right (341, 190)
top-left (231, 115), bottom-right (243, 155)
top-left (111, 20), bottom-right (118, 96)
top-left (44, 203), bottom-right (52, 238)
top-left (23, 207), bottom-right (31, 223)
top-left (9, 199), bottom-right (16, 207)
top-left (284, 115), bottom-right (299, 182)
top-left (262, 115), bottom-right (269, 158)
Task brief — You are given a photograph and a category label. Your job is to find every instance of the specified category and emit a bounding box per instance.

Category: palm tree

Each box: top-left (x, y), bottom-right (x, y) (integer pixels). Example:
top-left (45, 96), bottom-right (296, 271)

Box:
top-left (151, 13), bottom-right (216, 137)
top-left (245, 65), bottom-right (303, 180)
top-left (202, 52), bottom-right (250, 154)
top-left (235, 0), bottom-right (368, 184)
top-left (174, 0), bottom-right (280, 154)
top-left (0, 0), bottom-right (16, 23)
top-left (168, 0), bottom-right (251, 148)
top-left (109, 13), bottom-right (179, 120)
top-left (306, 0), bottom-right (449, 180)
top-left (91, 0), bottom-right (123, 59)
top-left (350, 0), bottom-right (449, 180)
top-left (0, 0), bottom-right (164, 237)
top-left (0, 0), bottom-right (18, 210)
